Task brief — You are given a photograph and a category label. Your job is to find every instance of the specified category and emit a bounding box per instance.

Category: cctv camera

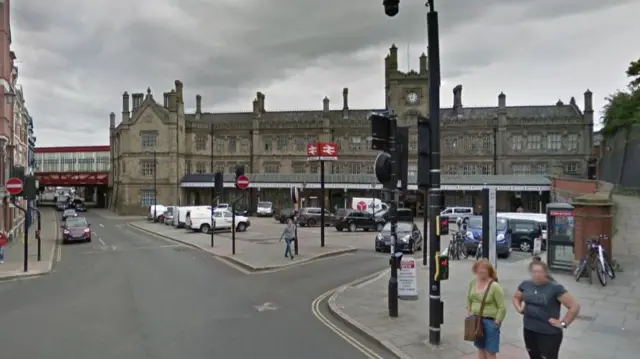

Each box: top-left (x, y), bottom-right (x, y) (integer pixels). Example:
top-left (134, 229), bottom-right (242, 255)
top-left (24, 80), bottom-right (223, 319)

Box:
top-left (383, 0), bottom-right (399, 17)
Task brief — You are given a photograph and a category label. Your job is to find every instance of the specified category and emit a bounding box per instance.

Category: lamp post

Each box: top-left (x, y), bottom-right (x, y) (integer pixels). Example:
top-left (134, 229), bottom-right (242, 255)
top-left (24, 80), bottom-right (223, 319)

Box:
top-left (210, 123), bottom-right (215, 247)
top-left (382, 0), bottom-right (443, 345)
top-left (152, 150), bottom-right (157, 220)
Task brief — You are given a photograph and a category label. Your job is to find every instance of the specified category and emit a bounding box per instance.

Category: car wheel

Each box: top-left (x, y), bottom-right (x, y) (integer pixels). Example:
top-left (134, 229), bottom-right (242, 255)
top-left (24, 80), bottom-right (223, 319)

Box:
top-left (348, 223), bottom-right (357, 232)
top-left (237, 223), bottom-right (247, 232)
top-left (307, 219), bottom-right (316, 227)
top-left (519, 240), bottom-right (532, 252)
top-left (86, 238), bottom-right (91, 243)
top-left (200, 224), bottom-right (211, 234)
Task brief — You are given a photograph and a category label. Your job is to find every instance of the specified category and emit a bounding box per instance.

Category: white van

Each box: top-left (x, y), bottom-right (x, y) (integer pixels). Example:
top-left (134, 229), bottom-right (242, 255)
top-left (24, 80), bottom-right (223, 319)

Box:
top-left (148, 205), bottom-right (166, 221)
top-left (440, 207), bottom-right (473, 220)
top-left (499, 212), bottom-right (547, 240)
top-left (188, 208), bottom-right (250, 233)
top-left (350, 197), bottom-right (388, 215)
top-left (173, 206), bottom-right (209, 228)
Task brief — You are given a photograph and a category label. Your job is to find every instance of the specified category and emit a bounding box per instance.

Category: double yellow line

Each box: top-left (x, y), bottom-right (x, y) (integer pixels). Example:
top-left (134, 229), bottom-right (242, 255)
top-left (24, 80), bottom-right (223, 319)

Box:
top-left (311, 288), bottom-right (384, 359)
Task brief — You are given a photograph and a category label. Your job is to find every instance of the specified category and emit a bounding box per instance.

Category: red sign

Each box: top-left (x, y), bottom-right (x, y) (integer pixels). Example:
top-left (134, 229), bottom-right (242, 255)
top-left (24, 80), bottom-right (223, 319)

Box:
top-left (306, 142), bottom-right (338, 161)
top-left (356, 201), bottom-right (368, 211)
top-left (549, 210), bottom-right (573, 217)
top-left (35, 172), bottom-right (109, 186)
top-left (235, 175), bottom-right (249, 190)
top-left (6, 177), bottom-right (23, 195)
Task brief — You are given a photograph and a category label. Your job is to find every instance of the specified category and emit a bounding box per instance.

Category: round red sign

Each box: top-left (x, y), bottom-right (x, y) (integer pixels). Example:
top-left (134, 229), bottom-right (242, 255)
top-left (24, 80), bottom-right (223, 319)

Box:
top-left (356, 201), bottom-right (368, 211)
top-left (5, 177), bottom-right (23, 195)
top-left (235, 175), bottom-right (249, 190)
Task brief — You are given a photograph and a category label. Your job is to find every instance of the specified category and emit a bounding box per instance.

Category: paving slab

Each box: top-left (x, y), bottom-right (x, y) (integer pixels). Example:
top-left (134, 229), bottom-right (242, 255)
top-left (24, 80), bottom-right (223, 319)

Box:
top-left (0, 208), bottom-right (60, 280)
top-left (129, 220), bottom-right (357, 271)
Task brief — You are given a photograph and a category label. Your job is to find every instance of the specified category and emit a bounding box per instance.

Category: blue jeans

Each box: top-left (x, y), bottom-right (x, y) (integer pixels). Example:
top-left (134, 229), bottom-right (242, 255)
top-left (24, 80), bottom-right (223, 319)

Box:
top-left (0, 246), bottom-right (4, 262)
top-left (284, 238), bottom-right (293, 258)
top-left (474, 318), bottom-right (501, 354)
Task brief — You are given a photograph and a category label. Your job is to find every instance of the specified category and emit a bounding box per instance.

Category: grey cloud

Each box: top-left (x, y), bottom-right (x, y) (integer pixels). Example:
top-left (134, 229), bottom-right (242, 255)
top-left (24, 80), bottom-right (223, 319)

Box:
top-left (11, 0), bottom-right (635, 146)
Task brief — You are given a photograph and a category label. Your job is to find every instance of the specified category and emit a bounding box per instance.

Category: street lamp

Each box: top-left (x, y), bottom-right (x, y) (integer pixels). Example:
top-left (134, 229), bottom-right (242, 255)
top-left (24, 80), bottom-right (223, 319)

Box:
top-left (383, 0), bottom-right (444, 346)
top-left (4, 88), bottom-right (15, 105)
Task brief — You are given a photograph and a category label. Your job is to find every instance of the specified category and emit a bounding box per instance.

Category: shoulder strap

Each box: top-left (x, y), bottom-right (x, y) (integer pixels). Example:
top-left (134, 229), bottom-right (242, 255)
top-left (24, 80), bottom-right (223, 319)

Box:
top-left (478, 280), bottom-right (494, 316)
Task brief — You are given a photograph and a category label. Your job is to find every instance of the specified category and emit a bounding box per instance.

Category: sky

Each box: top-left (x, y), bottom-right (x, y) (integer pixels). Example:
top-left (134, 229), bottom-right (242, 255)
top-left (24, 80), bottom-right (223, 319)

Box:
top-left (11, 0), bottom-right (640, 147)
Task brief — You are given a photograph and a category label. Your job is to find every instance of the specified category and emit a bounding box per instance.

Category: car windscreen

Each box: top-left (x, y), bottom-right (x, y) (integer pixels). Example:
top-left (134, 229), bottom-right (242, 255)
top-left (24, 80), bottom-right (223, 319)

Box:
top-left (258, 202), bottom-right (272, 208)
top-left (381, 222), bottom-right (413, 234)
top-left (66, 218), bottom-right (87, 227)
top-left (468, 217), bottom-right (507, 231)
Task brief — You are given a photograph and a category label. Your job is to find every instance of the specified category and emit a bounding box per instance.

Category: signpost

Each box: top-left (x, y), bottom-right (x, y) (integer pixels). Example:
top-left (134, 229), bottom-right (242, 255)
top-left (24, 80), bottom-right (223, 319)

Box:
top-left (235, 175), bottom-right (249, 190)
top-left (6, 177), bottom-right (23, 195)
top-left (398, 256), bottom-right (418, 300)
top-left (307, 142), bottom-right (338, 248)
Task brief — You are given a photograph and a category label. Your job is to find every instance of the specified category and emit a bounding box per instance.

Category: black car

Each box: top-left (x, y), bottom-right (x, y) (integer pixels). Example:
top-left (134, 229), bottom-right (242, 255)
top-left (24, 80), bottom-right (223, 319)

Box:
top-left (375, 221), bottom-right (423, 253)
top-left (62, 209), bottom-right (78, 221)
top-left (375, 208), bottom-right (414, 222)
top-left (334, 209), bottom-right (385, 232)
top-left (73, 199), bottom-right (87, 212)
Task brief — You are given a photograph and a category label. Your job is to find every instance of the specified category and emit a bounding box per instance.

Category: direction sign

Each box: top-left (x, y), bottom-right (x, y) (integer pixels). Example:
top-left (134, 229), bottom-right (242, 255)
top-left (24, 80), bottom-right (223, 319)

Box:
top-left (5, 177), bottom-right (23, 195)
top-left (235, 175), bottom-right (249, 190)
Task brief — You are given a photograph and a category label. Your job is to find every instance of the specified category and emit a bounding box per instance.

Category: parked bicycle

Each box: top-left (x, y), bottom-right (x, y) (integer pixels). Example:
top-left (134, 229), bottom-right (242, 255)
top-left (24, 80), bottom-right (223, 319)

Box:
top-left (475, 237), bottom-right (483, 260)
top-left (574, 234), bottom-right (616, 286)
top-left (448, 231), bottom-right (468, 260)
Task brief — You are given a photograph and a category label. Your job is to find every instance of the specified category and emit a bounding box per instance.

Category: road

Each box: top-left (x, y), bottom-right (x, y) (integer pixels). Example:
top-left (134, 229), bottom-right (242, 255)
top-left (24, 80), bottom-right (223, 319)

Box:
top-left (0, 211), bottom-right (393, 359)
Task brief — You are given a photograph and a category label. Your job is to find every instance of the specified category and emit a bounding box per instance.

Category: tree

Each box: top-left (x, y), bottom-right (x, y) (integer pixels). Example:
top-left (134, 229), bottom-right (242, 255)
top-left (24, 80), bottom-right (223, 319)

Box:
top-left (601, 58), bottom-right (640, 135)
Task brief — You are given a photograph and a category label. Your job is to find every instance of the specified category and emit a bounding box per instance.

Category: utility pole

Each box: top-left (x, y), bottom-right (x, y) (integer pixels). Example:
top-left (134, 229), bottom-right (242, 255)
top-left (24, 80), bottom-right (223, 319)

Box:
top-left (153, 150), bottom-right (157, 220)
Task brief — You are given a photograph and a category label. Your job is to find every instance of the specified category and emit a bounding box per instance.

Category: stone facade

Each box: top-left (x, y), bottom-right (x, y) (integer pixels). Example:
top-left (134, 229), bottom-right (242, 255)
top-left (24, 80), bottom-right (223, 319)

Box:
top-left (109, 45), bottom-right (593, 214)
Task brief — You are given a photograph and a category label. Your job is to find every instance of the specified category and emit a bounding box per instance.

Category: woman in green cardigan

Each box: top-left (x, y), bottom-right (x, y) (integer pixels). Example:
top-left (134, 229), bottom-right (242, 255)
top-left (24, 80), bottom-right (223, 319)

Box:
top-left (467, 259), bottom-right (506, 358)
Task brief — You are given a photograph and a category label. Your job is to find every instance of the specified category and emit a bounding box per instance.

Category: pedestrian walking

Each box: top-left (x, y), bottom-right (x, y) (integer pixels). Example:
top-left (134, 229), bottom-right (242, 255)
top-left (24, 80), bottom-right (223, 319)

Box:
top-left (465, 259), bottom-right (506, 359)
top-left (279, 216), bottom-right (296, 260)
top-left (512, 260), bottom-right (580, 359)
top-left (0, 232), bottom-right (7, 264)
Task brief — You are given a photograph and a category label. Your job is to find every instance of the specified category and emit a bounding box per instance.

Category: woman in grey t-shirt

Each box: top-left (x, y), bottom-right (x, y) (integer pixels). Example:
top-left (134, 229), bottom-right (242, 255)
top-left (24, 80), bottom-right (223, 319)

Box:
top-left (512, 260), bottom-right (580, 359)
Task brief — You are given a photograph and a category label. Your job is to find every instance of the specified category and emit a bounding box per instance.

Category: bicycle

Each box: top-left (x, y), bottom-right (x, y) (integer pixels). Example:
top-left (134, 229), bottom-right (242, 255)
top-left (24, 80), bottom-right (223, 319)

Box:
top-left (448, 231), bottom-right (468, 260)
top-left (475, 238), bottom-right (483, 260)
top-left (574, 234), bottom-right (615, 286)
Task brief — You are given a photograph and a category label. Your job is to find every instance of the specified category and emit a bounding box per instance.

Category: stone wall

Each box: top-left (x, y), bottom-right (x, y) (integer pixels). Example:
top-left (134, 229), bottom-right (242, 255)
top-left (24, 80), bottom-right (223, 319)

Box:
top-left (599, 124), bottom-right (640, 189)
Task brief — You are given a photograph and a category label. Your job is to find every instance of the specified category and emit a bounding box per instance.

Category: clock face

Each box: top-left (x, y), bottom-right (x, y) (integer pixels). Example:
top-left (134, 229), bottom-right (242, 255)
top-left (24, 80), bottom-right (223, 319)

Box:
top-left (406, 92), bottom-right (419, 104)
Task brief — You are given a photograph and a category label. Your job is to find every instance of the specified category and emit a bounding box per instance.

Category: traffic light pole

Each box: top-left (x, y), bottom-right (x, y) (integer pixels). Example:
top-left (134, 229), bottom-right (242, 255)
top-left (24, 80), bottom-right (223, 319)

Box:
top-left (153, 150), bottom-right (157, 221)
top-left (426, 0), bottom-right (444, 345)
top-left (320, 161), bottom-right (326, 247)
top-left (230, 193), bottom-right (244, 255)
top-left (10, 199), bottom-right (29, 272)
top-left (32, 207), bottom-right (42, 261)
top-left (388, 114), bottom-right (400, 318)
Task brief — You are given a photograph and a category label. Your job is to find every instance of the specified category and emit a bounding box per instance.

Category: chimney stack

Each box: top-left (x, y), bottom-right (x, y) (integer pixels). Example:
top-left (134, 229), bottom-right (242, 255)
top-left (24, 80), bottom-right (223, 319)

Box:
top-left (252, 99), bottom-right (259, 114)
top-left (342, 88), bottom-right (349, 119)
top-left (323, 97), bottom-right (329, 112)
top-left (256, 92), bottom-right (265, 112)
top-left (419, 53), bottom-right (427, 75)
top-left (196, 94), bottom-right (202, 114)
top-left (163, 92), bottom-right (169, 108)
top-left (122, 91), bottom-right (130, 114)
top-left (498, 92), bottom-right (506, 109)
top-left (453, 85), bottom-right (462, 109)
top-left (584, 89), bottom-right (593, 112)
top-left (109, 112), bottom-right (116, 128)
top-left (388, 44), bottom-right (398, 71)
top-left (175, 80), bottom-right (183, 104)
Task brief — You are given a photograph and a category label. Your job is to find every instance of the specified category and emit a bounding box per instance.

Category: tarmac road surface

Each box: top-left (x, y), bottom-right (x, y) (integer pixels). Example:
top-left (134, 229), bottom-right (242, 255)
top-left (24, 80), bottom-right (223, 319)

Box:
top-left (0, 212), bottom-right (391, 359)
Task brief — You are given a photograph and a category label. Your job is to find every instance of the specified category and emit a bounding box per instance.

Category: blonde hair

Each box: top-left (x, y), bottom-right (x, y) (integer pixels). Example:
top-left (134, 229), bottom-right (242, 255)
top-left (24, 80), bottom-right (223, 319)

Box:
top-left (529, 259), bottom-right (549, 273)
top-left (472, 259), bottom-right (498, 281)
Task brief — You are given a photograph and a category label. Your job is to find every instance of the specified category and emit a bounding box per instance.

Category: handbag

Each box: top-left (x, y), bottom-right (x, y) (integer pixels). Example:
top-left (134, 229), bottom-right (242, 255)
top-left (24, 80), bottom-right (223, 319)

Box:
top-left (464, 280), bottom-right (494, 341)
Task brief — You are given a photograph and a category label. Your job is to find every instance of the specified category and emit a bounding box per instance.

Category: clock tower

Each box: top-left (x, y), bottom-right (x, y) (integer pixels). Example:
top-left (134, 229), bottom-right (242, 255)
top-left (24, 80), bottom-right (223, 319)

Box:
top-left (384, 44), bottom-right (430, 126)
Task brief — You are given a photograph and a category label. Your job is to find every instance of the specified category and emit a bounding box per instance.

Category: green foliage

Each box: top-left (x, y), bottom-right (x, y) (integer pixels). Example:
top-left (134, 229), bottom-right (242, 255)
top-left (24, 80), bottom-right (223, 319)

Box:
top-left (602, 58), bottom-right (640, 135)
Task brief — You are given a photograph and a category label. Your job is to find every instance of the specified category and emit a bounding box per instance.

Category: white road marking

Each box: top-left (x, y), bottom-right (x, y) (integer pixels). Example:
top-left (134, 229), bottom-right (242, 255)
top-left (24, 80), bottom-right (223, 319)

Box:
top-left (312, 287), bottom-right (384, 359)
top-left (98, 238), bottom-right (106, 246)
top-left (81, 244), bottom-right (180, 255)
top-left (56, 242), bottom-right (62, 262)
top-left (99, 224), bottom-right (104, 228)
top-left (254, 302), bottom-right (279, 312)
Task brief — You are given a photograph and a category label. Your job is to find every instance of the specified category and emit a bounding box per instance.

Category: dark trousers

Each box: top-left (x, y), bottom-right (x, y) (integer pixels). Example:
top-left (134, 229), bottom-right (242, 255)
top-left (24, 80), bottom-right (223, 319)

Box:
top-left (523, 328), bottom-right (562, 359)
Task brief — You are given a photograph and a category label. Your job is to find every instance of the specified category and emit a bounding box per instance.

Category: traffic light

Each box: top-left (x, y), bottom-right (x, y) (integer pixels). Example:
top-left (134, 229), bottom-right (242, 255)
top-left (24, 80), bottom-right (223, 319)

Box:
top-left (383, 0), bottom-right (400, 17)
top-left (214, 172), bottom-right (223, 194)
top-left (437, 254), bottom-right (449, 280)
top-left (417, 115), bottom-right (431, 187)
top-left (439, 216), bottom-right (449, 235)
top-left (369, 112), bottom-right (409, 190)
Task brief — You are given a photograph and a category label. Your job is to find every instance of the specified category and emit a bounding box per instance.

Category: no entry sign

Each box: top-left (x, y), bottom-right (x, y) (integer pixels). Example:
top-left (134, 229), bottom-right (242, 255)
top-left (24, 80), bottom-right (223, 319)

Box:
top-left (6, 177), bottom-right (23, 195)
top-left (235, 175), bottom-right (249, 190)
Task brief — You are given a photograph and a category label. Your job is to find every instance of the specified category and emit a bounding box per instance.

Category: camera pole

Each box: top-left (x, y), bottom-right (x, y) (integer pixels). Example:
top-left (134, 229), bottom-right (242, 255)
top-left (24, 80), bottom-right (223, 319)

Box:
top-left (387, 114), bottom-right (400, 318)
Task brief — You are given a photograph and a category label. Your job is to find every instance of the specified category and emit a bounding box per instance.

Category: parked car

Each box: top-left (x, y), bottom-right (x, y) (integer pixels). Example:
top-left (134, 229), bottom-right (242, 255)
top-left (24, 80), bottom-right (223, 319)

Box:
top-left (375, 208), bottom-right (414, 223)
top-left (440, 207), bottom-right (474, 220)
top-left (61, 216), bottom-right (91, 244)
top-left (275, 208), bottom-right (294, 223)
top-left (375, 221), bottom-right (423, 253)
top-left (162, 206), bottom-right (176, 225)
top-left (186, 208), bottom-right (251, 234)
top-left (503, 217), bottom-right (545, 253)
top-left (296, 207), bottom-right (334, 227)
top-left (461, 216), bottom-right (512, 258)
top-left (56, 201), bottom-right (68, 211)
top-left (147, 205), bottom-right (166, 222)
top-left (256, 201), bottom-right (274, 217)
top-left (62, 209), bottom-right (78, 221)
top-left (334, 209), bottom-right (385, 232)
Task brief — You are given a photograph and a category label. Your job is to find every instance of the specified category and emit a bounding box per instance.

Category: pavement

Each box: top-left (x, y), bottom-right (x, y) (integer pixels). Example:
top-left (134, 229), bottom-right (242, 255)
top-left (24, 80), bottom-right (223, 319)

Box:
top-left (0, 208), bottom-right (59, 280)
top-left (329, 195), bottom-right (640, 359)
top-left (0, 210), bottom-right (398, 359)
top-left (129, 218), bottom-right (361, 271)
